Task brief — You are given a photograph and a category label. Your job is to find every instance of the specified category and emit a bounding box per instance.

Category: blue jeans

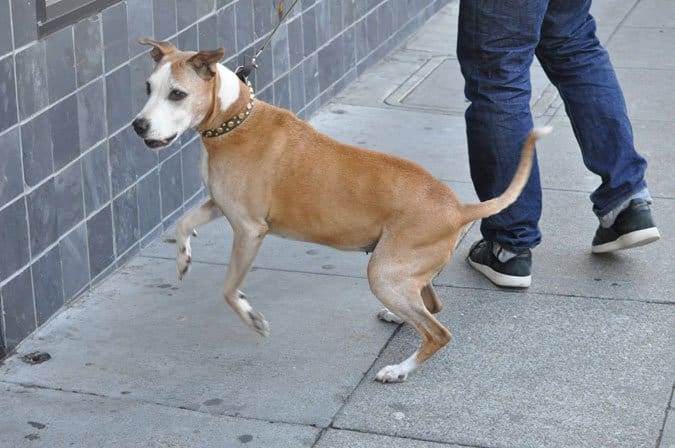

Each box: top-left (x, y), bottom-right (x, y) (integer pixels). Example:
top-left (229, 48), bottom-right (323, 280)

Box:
top-left (457, 0), bottom-right (649, 253)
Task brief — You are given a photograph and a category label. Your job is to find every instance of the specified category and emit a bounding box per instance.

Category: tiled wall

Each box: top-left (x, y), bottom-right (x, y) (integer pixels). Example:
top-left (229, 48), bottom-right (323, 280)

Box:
top-left (0, 0), bottom-right (448, 357)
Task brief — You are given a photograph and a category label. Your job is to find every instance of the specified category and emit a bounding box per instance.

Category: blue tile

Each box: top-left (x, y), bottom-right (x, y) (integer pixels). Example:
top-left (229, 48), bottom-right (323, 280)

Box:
top-left (235, 0), bottom-right (255, 52)
top-left (198, 14), bottom-right (218, 50)
top-left (329, 0), bottom-right (343, 36)
top-left (109, 127), bottom-right (137, 195)
top-left (274, 73), bottom-right (291, 110)
top-left (342, 0), bottom-right (355, 26)
top-left (302, 53), bottom-right (319, 101)
top-left (272, 24), bottom-right (290, 79)
top-left (287, 16), bottom-right (303, 68)
top-left (153, 0), bottom-right (176, 40)
top-left (113, 185), bottom-right (139, 255)
top-left (129, 54), bottom-right (154, 116)
top-left (195, 0), bottom-right (214, 18)
top-left (87, 205), bottom-right (114, 277)
top-left (302, 6), bottom-right (316, 56)
top-left (82, 142), bottom-right (111, 214)
top-left (315, 1), bottom-right (330, 45)
top-left (253, 0), bottom-right (274, 39)
top-left (177, 24), bottom-right (198, 51)
top-left (0, 55), bottom-right (17, 133)
top-left (0, 0), bottom-right (11, 54)
top-left (15, 42), bottom-right (49, 119)
top-left (137, 169), bottom-right (161, 236)
top-left (32, 245), bottom-right (64, 325)
top-left (160, 151), bottom-right (183, 217)
top-left (21, 110), bottom-right (53, 187)
top-left (73, 16), bottom-right (104, 87)
top-left (59, 222), bottom-right (90, 300)
top-left (77, 78), bottom-right (107, 151)
top-left (102, 2), bottom-right (129, 72)
top-left (49, 95), bottom-right (80, 171)
top-left (10, 0), bottom-right (38, 48)
top-left (127, 0), bottom-right (154, 57)
top-left (27, 178), bottom-right (58, 255)
top-left (177, 0), bottom-right (199, 30)
top-left (317, 33), bottom-right (344, 91)
top-left (106, 64), bottom-right (133, 134)
top-left (45, 26), bottom-right (76, 103)
top-left (355, 18), bottom-right (368, 61)
top-left (377, 4), bottom-right (394, 44)
top-left (289, 63), bottom-right (305, 112)
top-left (0, 128), bottom-right (23, 207)
top-left (1, 268), bottom-right (35, 350)
top-left (216, 4), bottom-right (236, 54)
top-left (181, 139), bottom-right (202, 199)
top-left (0, 198), bottom-right (29, 282)
top-left (54, 161), bottom-right (84, 235)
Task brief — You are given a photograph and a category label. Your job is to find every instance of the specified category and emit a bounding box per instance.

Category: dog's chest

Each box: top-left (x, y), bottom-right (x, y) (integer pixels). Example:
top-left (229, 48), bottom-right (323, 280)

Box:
top-left (199, 144), bottom-right (210, 194)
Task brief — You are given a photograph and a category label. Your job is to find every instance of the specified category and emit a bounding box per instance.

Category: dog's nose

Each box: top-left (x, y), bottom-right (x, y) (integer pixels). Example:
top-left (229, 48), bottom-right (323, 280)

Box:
top-left (132, 117), bottom-right (150, 137)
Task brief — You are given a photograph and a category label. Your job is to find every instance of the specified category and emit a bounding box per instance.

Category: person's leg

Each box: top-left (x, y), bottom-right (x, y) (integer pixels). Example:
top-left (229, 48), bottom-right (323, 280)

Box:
top-left (536, 2), bottom-right (651, 214)
top-left (458, 0), bottom-right (549, 254)
top-left (458, 0), bottom-right (549, 287)
top-left (535, 0), bottom-right (659, 251)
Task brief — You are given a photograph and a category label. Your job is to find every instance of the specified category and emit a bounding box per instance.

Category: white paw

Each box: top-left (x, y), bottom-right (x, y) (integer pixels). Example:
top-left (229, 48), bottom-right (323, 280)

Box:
top-left (375, 364), bottom-right (409, 383)
top-left (377, 308), bottom-right (404, 324)
top-left (177, 242), bottom-right (192, 280)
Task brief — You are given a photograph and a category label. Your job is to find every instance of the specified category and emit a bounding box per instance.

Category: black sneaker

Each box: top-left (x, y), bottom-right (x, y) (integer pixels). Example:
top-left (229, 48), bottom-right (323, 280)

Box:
top-left (467, 239), bottom-right (532, 288)
top-left (592, 199), bottom-right (660, 253)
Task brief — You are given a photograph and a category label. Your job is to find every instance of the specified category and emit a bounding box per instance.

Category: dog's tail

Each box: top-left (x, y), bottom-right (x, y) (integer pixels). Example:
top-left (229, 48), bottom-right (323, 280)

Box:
top-left (459, 127), bottom-right (552, 224)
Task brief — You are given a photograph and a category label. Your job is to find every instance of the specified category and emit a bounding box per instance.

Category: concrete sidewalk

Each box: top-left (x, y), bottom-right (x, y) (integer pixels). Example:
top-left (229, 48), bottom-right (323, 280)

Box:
top-left (2, 1), bottom-right (674, 447)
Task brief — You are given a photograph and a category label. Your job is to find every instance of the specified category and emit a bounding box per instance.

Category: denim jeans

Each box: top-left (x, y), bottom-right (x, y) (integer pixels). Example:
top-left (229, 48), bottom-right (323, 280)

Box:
top-left (457, 0), bottom-right (649, 253)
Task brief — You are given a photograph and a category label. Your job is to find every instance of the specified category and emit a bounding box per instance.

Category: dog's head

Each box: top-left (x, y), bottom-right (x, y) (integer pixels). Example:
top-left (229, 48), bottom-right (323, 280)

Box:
top-left (132, 38), bottom-right (236, 150)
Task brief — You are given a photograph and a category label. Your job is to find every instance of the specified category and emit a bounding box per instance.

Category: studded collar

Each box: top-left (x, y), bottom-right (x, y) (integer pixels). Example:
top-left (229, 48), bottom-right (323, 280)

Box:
top-left (200, 80), bottom-right (255, 138)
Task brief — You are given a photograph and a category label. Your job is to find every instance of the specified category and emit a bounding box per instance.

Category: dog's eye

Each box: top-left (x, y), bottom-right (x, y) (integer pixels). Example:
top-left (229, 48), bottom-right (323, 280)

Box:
top-left (168, 89), bottom-right (188, 101)
top-left (146, 82), bottom-right (151, 96)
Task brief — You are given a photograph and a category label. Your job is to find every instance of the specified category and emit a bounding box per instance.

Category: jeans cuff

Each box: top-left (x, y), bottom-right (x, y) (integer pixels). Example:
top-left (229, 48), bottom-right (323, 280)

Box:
top-left (596, 188), bottom-right (652, 228)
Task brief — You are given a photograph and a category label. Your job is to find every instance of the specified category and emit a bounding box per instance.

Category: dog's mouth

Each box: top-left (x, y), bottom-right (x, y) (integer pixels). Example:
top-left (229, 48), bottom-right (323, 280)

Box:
top-left (144, 134), bottom-right (177, 149)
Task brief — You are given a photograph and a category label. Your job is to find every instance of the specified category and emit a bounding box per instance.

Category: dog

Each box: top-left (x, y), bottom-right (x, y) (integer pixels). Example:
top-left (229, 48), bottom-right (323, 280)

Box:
top-left (132, 38), bottom-right (551, 383)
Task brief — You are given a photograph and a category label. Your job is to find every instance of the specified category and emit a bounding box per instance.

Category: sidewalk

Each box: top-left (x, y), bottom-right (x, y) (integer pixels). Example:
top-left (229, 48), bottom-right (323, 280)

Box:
top-left (1, 1), bottom-right (674, 447)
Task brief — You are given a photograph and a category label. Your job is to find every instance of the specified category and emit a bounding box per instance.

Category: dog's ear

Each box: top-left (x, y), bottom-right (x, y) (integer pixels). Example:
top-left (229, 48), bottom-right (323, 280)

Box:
top-left (186, 48), bottom-right (226, 80)
top-left (138, 37), bottom-right (177, 62)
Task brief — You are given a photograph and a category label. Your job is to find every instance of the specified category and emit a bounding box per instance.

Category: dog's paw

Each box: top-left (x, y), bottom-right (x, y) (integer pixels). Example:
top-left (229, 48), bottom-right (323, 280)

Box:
top-left (247, 310), bottom-right (270, 337)
top-left (177, 242), bottom-right (192, 280)
top-left (375, 364), bottom-right (409, 383)
top-left (377, 308), bottom-right (404, 324)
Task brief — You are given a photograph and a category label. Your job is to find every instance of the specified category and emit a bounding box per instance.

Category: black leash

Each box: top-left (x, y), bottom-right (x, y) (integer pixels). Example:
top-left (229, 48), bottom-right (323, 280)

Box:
top-left (235, 0), bottom-right (301, 83)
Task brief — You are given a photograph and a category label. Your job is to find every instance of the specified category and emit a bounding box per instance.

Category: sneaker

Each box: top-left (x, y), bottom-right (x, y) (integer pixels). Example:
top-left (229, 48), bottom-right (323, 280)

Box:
top-left (591, 199), bottom-right (660, 253)
top-left (467, 239), bottom-right (532, 288)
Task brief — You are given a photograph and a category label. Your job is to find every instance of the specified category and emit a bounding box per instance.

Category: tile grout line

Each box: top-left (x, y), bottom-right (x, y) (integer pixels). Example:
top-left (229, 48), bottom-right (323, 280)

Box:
top-left (655, 383), bottom-right (675, 448)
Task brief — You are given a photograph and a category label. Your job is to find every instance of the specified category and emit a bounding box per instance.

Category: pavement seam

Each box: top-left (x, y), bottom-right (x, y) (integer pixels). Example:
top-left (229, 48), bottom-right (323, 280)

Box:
top-left (311, 324), bottom-right (405, 447)
top-left (656, 384), bottom-right (675, 448)
top-left (0, 380), bottom-right (326, 431)
top-left (135, 254), bottom-right (674, 306)
top-left (324, 426), bottom-right (496, 448)
top-left (432, 283), bottom-right (675, 306)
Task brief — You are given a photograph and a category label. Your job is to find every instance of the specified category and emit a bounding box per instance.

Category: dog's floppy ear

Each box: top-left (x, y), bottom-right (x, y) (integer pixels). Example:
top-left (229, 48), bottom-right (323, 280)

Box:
top-left (186, 48), bottom-right (226, 80)
top-left (138, 37), bottom-right (177, 62)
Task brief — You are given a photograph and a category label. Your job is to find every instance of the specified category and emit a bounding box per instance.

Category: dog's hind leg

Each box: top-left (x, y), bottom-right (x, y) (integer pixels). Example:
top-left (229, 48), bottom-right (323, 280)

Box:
top-left (176, 199), bottom-right (222, 280)
top-left (222, 222), bottom-right (269, 336)
top-left (368, 251), bottom-right (452, 383)
top-left (422, 283), bottom-right (443, 314)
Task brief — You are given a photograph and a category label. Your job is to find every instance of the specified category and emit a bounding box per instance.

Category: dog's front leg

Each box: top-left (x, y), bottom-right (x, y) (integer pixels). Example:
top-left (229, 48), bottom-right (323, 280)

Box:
top-left (223, 223), bottom-right (269, 336)
top-left (176, 199), bottom-right (222, 280)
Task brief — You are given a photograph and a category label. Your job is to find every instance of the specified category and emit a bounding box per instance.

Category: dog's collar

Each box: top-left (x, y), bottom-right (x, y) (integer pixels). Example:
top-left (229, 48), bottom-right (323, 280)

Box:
top-left (200, 80), bottom-right (255, 138)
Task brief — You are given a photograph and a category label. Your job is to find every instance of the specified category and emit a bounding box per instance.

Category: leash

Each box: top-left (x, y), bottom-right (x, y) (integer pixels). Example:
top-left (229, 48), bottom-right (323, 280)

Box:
top-left (235, 0), bottom-right (301, 83)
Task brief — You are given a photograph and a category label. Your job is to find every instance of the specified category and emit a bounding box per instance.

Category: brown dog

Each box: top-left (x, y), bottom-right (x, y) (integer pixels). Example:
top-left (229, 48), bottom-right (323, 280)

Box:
top-left (132, 39), bottom-right (551, 383)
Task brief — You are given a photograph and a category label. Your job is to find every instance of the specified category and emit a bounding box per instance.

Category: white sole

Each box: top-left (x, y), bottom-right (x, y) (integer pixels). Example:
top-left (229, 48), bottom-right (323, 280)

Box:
top-left (591, 227), bottom-right (661, 254)
top-left (467, 258), bottom-right (531, 288)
